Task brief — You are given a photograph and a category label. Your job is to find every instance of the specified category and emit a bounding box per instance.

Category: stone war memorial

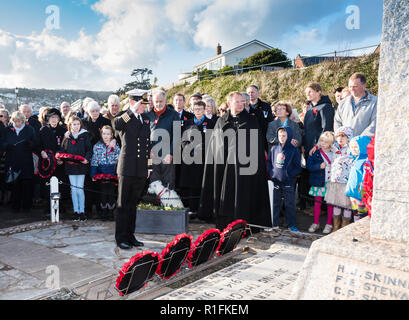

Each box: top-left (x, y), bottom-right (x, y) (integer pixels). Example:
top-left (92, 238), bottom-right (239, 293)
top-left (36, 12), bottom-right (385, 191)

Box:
top-left (291, 0), bottom-right (409, 300)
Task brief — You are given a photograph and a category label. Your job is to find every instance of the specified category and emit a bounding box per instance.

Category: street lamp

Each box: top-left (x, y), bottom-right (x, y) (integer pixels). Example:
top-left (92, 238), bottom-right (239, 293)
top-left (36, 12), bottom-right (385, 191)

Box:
top-left (15, 87), bottom-right (19, 109)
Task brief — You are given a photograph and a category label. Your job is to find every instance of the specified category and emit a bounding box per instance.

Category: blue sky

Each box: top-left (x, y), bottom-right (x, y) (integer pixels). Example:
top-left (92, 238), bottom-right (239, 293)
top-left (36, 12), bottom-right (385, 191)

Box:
top-left (0, 0), bottom-right (383, 91)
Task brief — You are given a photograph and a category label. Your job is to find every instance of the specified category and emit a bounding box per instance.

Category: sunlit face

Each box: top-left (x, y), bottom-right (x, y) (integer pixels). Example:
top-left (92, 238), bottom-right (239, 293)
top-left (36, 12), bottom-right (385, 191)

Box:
top-left (320, 139), bottom-right (332, 151)
top-left (101, 128), bottom-right (113, 144)
top-left (173, 96), bottom-right (185, 112)
top-left (336, 133), bottom-right (349, 147)
top-left (71, 120), bottom-right (81, 133)
top-left (335, 92), bottom-right (343, 104)
top-left (21, 106), bottom-right (32, 119)
top-left (109, 102), bottom-right (119, 116)
top-left (348, 78), bottom-right (366, 99)
top-left (275, 105), bottom-right (289, 119)
top-left (0, 112), bottom-right (7, 125)
top-left (153, 94), bottom-right (166, 111)
top-left (246, 87), bottom-right (259, 102)
top-left (205, 103), bottom-right (214, 116)
top-left (305, 87), bottom-right (321, 103)
top-left (189, 97), bottom-right (200, 108)
top-left (278, 129), bottom-right (288, 145)
top-left (229, 94), bottom-right (244, 115)
top-left (350, 140), bottom-right (360, 156)
top-left (13, 119), bottom-right (24, 128)
top-left (61, 103), bottom-right (71, 116)
top-left (90, 108), bottom-right (100, 120)
top-left (48, 115), bottom-right (60, 128)
top-left (193, 105), bottom-right (205, 120)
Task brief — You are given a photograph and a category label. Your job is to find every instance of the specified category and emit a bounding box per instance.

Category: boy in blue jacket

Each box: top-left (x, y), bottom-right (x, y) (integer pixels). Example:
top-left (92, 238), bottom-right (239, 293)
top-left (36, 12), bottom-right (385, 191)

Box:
top-left (267, 126), bottom-right (302, 232)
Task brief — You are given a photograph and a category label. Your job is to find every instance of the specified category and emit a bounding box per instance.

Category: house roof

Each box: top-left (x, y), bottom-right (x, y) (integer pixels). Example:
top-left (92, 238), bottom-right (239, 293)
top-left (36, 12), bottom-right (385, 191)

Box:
top-left (194, 39), bottom-right (273, 68)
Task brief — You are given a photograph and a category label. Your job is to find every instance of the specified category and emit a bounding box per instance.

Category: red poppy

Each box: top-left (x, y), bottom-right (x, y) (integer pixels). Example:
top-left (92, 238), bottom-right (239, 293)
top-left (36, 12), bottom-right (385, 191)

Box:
top-left (203, 122), bottom-right (207, 126)
top-left (313, 109), bottom-right (318, 115)
top-left (71, 140), bottom-right (76, 145)
top-left (11, 128), bottom-right (15, 132)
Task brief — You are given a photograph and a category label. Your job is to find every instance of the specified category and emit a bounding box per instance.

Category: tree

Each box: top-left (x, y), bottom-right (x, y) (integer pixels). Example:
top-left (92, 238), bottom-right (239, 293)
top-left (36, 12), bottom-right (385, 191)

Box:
top-left (238, 48), bottom-right (292, 70)
top-left (116, 68), bottom-right (153, 95)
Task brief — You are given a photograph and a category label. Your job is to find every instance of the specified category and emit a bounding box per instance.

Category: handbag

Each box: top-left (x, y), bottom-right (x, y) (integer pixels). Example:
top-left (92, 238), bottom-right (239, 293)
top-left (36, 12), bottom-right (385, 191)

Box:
top-left (5, 167), bottom-right (21, 183)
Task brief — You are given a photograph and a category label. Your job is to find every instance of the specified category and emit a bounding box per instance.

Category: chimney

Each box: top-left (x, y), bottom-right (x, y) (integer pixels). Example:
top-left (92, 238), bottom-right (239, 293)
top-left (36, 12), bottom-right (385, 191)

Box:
top-left (217, 43), bottom-right (222, 55)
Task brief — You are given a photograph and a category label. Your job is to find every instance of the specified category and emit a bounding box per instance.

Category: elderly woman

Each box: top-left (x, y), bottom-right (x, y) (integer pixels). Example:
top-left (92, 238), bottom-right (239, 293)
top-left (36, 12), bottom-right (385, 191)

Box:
top-left (1, 111), bottom-right (39, 212)
top-left (82, 101), bottom-right (112, 146)
top-left (105, 95), bottom-right (120, 122)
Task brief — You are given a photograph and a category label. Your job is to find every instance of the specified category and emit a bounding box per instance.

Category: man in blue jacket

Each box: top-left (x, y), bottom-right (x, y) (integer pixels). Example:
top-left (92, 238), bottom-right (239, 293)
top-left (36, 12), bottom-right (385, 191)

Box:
top-left (267, 126), bottom-right (302, 232)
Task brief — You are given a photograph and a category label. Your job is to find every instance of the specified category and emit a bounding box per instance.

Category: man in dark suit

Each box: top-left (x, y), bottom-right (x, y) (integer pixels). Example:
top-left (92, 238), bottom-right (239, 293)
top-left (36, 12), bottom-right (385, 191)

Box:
top-left (246, 85), bottom-right (274, 153)
top-left (173, 93), bottom-right (193, 193)
top-left (114, 95), bottom-right (151, 250)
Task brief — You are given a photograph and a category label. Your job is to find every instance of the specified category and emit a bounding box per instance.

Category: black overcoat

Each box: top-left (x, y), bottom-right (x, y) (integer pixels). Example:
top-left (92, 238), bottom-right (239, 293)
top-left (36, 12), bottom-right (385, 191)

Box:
top-left (179, 117), bottom-right (215, 189)
top-left (198, 110), bottom-right (272, 228)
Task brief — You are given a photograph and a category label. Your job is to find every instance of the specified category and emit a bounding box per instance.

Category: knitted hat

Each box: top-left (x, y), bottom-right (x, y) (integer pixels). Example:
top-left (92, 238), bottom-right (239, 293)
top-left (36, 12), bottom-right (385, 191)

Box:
top-left (335, 126), bottom-right (353, 141)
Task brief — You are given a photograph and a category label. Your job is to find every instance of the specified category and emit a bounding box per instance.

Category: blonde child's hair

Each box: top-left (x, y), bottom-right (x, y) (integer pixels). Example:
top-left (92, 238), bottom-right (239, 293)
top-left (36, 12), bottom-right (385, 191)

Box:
top-left (318, 131), bottom-right (335, 148)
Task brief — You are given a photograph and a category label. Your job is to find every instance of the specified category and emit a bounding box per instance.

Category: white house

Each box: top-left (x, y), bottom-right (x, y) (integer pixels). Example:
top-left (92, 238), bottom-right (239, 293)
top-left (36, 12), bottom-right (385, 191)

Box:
top-left (193, 39), bottom-right (273, 72)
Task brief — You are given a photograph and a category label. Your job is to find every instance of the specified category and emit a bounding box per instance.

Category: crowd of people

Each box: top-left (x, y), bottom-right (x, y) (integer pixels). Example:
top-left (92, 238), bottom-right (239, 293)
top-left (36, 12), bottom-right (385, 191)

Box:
top-left (0, 71), bottom-right (377, 248)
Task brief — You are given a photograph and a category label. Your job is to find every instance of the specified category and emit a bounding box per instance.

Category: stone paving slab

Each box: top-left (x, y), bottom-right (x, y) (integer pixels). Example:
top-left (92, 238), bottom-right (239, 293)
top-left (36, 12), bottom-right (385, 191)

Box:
top-left (156, 242), bottom-right (309, 300)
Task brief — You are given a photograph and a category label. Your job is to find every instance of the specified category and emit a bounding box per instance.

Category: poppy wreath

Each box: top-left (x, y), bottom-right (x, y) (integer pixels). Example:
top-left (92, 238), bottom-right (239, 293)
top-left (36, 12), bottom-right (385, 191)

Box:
top-left (92, 173), bottom-right (118, 184)
top-left (37, 149), bottom-right (57, 179)
top-left (187, 228), bottom-right (221, 269)
top-left (55, 153), bottom-right (86, 165)
top-left (156, 233), bottom-right (193, 280)
top-left (115, 250), bottom-right (162, 296)
top-left (217, 219), bottom-right (247, 256)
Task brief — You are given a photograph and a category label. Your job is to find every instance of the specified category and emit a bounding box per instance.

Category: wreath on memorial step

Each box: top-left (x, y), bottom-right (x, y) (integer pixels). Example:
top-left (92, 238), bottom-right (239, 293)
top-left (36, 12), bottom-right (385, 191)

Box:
top-left (217, 219), bottom-right (247, 256)
top-left (187, 228), bottom-right (221, 269)
top-left (115, 250), bottom-right (162, 296)
top-left (156, 233), bottom-right (193, 279)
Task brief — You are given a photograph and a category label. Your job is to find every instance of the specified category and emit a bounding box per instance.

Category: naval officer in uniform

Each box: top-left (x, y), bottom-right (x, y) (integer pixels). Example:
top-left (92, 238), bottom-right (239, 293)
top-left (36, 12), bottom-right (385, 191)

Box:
top-left (114, 90), bottom-right (151, 250)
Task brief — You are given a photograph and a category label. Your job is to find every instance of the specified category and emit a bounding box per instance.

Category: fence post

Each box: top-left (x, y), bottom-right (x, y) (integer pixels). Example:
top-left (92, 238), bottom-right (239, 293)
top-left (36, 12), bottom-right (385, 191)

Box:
top-left (50, 176), bottom-right (60, 223)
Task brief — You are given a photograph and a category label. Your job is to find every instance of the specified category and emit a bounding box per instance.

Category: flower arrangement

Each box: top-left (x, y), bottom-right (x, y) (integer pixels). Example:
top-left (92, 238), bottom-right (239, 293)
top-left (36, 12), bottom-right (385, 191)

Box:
top-left (136, 202), bottom-right (184, 211)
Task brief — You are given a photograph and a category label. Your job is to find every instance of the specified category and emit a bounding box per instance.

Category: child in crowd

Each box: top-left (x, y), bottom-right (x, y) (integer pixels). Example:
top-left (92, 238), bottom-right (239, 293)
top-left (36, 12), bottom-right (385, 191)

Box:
top-left (307, 131), bottom-right (335, 234)
top-left (345, 135), bottom-right (372, 222)
top-left (324, 126), bottom-right (355, 231)
top-left (267, 126), bottom-right (301, 232)
top-left (90, 125), bottom-right (120, 221)
top-left (60, 116), bottom-right (93, 221)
